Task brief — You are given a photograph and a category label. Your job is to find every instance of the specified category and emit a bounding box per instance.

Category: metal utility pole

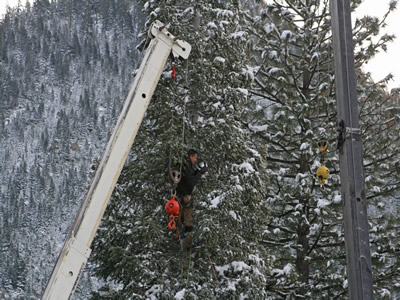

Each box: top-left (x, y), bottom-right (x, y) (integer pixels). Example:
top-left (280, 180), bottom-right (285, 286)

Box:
top-left (330, 0), bottom-right (374, 299)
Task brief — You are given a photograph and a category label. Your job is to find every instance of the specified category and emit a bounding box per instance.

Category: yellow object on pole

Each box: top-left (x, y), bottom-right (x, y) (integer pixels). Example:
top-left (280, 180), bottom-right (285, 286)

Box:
top-left (316, 165), bottom-right (329, 184)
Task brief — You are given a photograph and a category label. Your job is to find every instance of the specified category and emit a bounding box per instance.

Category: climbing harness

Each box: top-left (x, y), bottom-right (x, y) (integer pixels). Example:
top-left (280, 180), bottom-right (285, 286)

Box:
top-left (165, 194), bottom-right (180, 230)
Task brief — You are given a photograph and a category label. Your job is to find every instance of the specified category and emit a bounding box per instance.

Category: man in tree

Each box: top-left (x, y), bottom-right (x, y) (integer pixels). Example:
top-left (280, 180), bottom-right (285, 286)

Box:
top-left (176, 149), bottom-right (207, 250)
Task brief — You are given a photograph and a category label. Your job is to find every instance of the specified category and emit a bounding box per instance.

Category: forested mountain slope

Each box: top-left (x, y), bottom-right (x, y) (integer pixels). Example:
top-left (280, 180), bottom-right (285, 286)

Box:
top-left (0, 0), bottom-right (142, 298)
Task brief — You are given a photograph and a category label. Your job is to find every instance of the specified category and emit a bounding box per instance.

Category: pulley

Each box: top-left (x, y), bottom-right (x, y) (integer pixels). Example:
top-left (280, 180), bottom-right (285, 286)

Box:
top-left (316, 165), bottom-right (329, 184)
top-left (165, 194), bottom-right (180, 230)
top-left (169, 167), bottom-right (182, 185)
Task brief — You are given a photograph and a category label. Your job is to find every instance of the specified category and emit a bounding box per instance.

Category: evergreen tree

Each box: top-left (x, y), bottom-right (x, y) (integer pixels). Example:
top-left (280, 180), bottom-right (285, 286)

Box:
top-left (90, 1), bottom-right (270, 299)
top-left (247, 0), bottom-right (400, 298)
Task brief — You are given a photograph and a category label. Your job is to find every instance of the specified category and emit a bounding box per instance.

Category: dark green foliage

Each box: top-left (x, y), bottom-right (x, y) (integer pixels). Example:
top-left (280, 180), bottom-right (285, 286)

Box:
top-left (90, 1), bottom-right (271, 298)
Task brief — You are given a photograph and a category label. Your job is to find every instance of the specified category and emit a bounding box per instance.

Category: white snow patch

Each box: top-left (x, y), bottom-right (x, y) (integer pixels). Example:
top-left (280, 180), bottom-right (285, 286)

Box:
top-left (249, 123), bottom-right (268, 133)
top-left (268, 67), bottom-right (281, 75)
top-left (215, 264), bottom-right (229, 276)
top-left (281, 30), bottom-right (292, 40)
top-left (283, 263), bottom-right (293, 275)
top-left (249, 254), bottom-right (263, 265)
top-left (145, 284), bottom-right (162, 300)
top-left (207, 21), bottom-right (217, 29)
top-left (232, 261), bottom-right (250, 272)
top-left (210, 195), bottom-right (223, 208)
top-left (269, 50), bottom-right (278, 59)
top-left (310, 223), bottom-right (321, 235)
top-left (239, 294), bottom-right (250, 300)
top-left (237, 88), bottom-right (248, 96)
top-left (174, 289), bottom-right (186, 300)
top-left (216, 261), bottom-right (250, 278)
top-left (311, 52), bottom-right (320, 61)
top-left (379, 163), bottom-right (389, 169)
top-left (230, 31), bottom-right (246, 39)
top-left (300, 142), bottom-right (309, 150)
top-left (371, 186), bottom-right (381, 193)
top-left (213, 101), bottom-right (221, 109)
top-left (295, 125), bottom-right (302, 134)
top-left (343, 279), bottom-right (348, 289)
top-left (264, 23), bottom-right (276, 34)
top-left (229, 210), bottom-right (240, 221)
top-left (215, 8), bottom-right (234, 17)
top-left (227, 280), bottom-right (237, 291)
top-left (214, 56), bottom-right (226, 63)
top-left (234, 162), bottom-right (255, 174)
top-left (183, 7), bottom-right (194, 15)
top-left (317, 199), bottom-right (331, 208)
top-left (235, 184), bottom-right (243, 191)
top-left (380, 289), bottom-right (391, 298)
top-left (333, 194), bottom-right (342, 204)
top-left (272, 263), bottom-right (294, 276)
top-left (241, 65), bottom-right (258, 80)
top-left (274, 111), bottom-right (285, 120)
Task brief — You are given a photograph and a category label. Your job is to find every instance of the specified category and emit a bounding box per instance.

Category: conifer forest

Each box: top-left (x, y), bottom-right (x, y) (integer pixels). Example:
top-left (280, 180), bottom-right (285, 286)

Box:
top-left (0, 0), bottom-right (399, 299)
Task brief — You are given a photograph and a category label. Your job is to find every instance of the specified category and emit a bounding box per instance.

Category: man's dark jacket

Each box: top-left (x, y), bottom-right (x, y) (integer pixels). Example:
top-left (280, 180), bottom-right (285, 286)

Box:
top-left (176, 159), bottom-right (201, 196)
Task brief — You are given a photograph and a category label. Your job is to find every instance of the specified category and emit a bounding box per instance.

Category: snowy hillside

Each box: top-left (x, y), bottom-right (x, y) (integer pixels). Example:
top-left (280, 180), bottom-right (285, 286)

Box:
top-left (0, 0), bottom-right (143, 298)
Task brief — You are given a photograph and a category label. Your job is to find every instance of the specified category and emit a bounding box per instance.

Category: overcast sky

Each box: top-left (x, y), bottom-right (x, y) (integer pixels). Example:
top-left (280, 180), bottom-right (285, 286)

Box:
top-left (1, 0), bottom-right (399, 90)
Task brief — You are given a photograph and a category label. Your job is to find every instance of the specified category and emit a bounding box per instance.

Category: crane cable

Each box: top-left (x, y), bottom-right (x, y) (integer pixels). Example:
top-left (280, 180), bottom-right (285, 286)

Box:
top-left (179, 59), bottom-right (190, 175)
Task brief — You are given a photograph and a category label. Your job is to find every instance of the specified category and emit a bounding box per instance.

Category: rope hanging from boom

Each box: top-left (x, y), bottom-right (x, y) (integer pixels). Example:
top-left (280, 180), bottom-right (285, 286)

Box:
top-left (165, 59), bottom-right (189, 230)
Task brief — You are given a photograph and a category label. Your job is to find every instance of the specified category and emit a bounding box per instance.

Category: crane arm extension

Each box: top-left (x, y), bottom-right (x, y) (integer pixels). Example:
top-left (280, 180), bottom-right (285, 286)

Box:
top-left (42, 20), bottom-right (191, 300)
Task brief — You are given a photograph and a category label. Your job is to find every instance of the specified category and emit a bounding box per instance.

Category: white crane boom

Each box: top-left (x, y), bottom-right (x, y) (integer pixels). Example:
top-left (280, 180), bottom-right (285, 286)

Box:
top-left (42, 20), bottom-right (191, 300)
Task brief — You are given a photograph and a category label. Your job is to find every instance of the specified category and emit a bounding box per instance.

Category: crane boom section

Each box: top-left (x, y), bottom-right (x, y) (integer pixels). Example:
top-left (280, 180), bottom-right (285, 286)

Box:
top-left (42, 20), bottom-right (191, 300)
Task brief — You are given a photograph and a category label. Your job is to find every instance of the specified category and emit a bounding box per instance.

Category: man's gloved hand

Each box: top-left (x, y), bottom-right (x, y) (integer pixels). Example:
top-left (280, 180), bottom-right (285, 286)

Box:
top-left (198, 161), bottom-right (208, 174)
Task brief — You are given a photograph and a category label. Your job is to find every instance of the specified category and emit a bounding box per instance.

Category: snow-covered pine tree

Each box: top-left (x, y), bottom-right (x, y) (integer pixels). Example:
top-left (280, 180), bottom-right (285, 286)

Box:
top-left (246, 0), bottom-right (400, 298)
top-left (358, 74), bottom-right (400, 297)
top-left (90, 1), bottom-right (271, 299)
